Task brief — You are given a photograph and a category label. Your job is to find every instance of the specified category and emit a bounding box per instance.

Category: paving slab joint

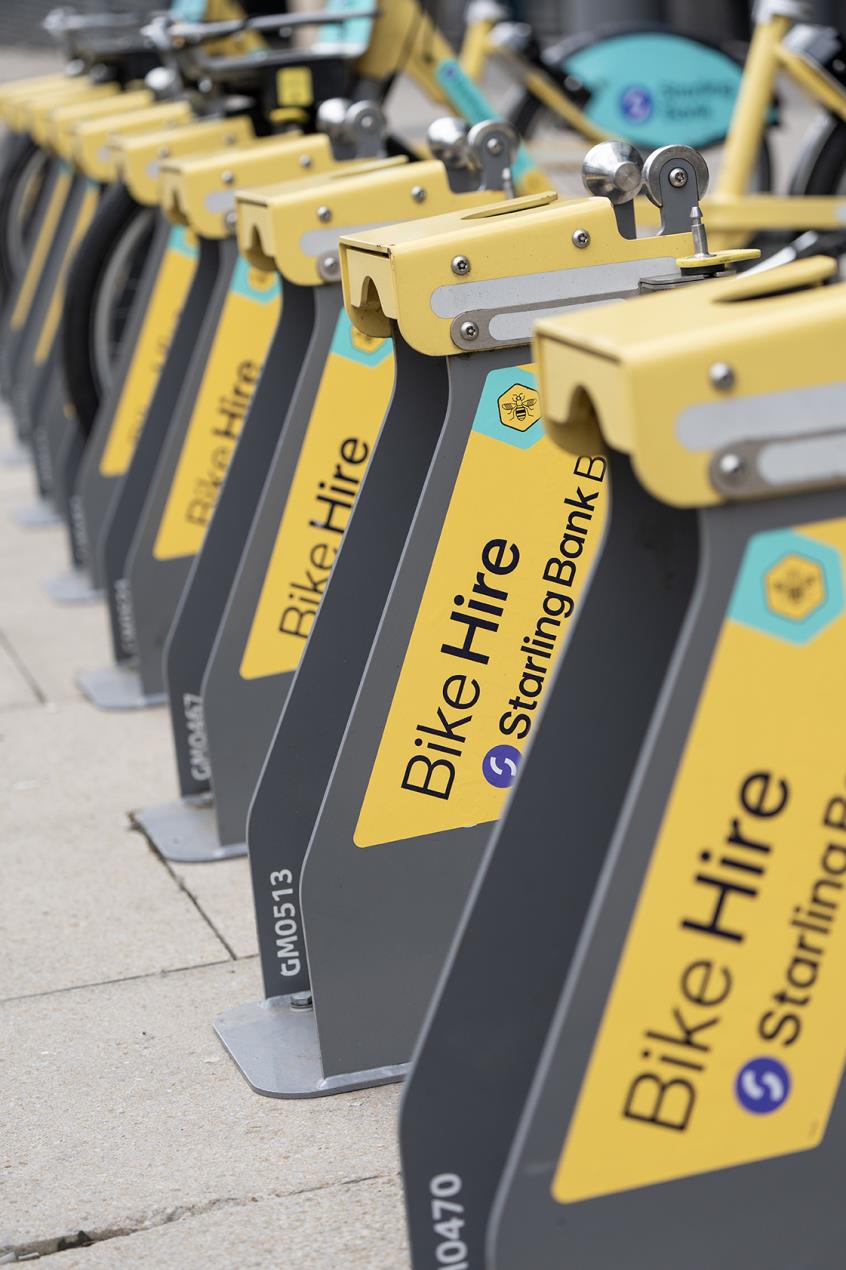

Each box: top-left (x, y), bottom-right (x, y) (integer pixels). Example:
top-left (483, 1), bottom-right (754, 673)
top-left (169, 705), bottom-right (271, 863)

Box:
top-left (3, 1173), bottom-right (402, 1262)
top-left (129, 816), bottom-right (239, 960)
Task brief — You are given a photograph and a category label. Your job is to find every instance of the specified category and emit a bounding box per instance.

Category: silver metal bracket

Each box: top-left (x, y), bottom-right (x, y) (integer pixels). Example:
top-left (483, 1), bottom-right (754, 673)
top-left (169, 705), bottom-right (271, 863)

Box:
top-left (711, 430), bottom-right (846, 500)
top-left (643, 144), bottom-right (710, 235)
top-left (445, 256), bottom-right (680, 351)
top-left (317, 98), bottom-right (387, 161)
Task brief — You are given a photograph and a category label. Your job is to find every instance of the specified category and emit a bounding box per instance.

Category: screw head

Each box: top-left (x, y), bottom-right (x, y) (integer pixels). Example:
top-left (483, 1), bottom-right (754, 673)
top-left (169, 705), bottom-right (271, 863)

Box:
top-left (451, 254), bottom-right (471, 276)
top-left (709, 361), bottom-right (736, 392)
top-left (717, 452), bottom-right (746, 482)
top-left (485, 135), bottom-right (504, 156)
top-left (221, 170), bottom-right (235, 185)
top-left (669, 166), bottom-right (688, 188)
top-left (411, 184), bottom-right (426, 203)
top-left (572, 229), bottom-right (591, 249)
top-left (157, 145), bottom-right (170, 159)
top-left (319, 253), bottom-right (340, 280)
top-left (299, 154), bottom-right (313, 169)
top-left (460, 320), bottom-right (479, 342)
top-left (360, 114), bottom-right (375, 130)
top-left (317, 205), bottom-right (332, 223)
top-left (224, 210), bottom-right (237, 229)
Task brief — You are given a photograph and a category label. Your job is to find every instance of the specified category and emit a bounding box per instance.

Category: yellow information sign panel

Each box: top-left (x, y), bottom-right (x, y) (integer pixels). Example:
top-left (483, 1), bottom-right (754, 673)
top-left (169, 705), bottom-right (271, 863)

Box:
top-left (238, 311), bottom-right (394, 679)
top-left (99, 228), bottom-right (198, 477)
top-left (153, 260), bottom-right (281, 560)
top-left (555, 517), bottom-right (846, 1202)
top-left (354, 363), bottom-right (608, 847)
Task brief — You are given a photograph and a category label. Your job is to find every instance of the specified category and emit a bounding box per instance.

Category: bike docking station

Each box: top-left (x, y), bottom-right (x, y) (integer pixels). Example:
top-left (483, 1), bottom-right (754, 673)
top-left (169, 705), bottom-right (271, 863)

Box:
top-left (2, 83), bottom-right (130, 507)
top-left (7, 89), bottom-right (156, 448)
top-left (393, 245), bottom-right (846, 1270)
top-left (25, 98), bottom-right (193, 537)
top-left (48, 114), bottom-right (257, 605)
top-left (135, 114), bottom-right (507, 867)
top-left (76, 99), bottom-right (388, 713)
top-left (210, 142), bottom-right (749, 1099)
top-left (0, 78), bottom-right (113, 406)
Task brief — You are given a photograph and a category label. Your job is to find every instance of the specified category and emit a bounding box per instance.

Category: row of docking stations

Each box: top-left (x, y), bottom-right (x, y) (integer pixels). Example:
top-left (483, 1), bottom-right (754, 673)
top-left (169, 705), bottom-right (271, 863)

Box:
top-left (4, 3), bottom-right (846, 1266)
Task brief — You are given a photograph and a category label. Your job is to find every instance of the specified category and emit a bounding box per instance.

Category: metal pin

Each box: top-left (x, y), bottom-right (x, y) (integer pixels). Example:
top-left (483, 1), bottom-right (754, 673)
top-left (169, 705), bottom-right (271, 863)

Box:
top-left (690, 205), bottom-right (710, 258)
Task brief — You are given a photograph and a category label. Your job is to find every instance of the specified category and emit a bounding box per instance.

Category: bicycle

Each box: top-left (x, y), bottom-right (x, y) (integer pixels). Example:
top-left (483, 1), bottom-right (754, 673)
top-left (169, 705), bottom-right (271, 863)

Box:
top-left (453, 0), bottom-right (773, 195)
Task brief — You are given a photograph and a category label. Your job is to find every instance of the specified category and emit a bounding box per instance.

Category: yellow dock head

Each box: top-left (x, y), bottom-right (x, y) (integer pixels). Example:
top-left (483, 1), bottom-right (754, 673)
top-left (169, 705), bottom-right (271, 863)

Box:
top-left (156, 133), bottom-right (347, 238)
top-left (23, 82), bottom-right (121, 145)
top-left (70, 102), bottom-right (193, 182)
top-left (534, 257), bottom-right (843, 507)
top-left (110, 117), bottom-right (255, 206)
top-left (340, 142), bottom-right (759, 358)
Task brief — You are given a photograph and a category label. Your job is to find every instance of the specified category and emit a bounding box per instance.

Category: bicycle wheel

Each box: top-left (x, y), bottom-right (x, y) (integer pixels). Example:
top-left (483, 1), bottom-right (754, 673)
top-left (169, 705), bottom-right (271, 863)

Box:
top-left (794, 117), bottom-right (846, 197)
top-left (61, 183), bottom-right (156, 437)
top-left (0, 136), bottom-right (50, 297)
top-left (510, 90), bottom-right (773, 199)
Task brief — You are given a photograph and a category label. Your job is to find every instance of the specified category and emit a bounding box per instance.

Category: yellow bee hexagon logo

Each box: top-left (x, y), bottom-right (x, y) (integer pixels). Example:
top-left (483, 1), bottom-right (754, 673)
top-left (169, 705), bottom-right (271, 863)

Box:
top-left (350, 326), bottom-right (385, 356)
top-left (765, 554), bottom-right (827, 622)
top-left (497, 383), bottom-right (540, 432)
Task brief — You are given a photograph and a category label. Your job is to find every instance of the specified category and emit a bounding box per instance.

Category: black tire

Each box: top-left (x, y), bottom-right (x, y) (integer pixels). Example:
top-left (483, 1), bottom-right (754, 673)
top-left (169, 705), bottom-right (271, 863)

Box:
top-left (794, 116), bottom-right (846, 196)
top-left (0, 135), bottom-right (49, 299)
top-left (509, 92), bottom-right (773, 196)
top-left (61, 183), bottom-right (155, 437)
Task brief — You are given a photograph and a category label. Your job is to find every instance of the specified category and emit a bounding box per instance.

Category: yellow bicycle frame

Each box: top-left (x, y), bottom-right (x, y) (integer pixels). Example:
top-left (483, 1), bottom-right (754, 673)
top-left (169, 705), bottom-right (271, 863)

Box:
top-left (707, 7), bottom-right (846, 243)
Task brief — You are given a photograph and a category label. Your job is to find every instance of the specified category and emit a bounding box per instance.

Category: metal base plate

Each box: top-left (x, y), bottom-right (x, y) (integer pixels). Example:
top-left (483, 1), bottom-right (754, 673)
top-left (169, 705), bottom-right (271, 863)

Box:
top-left (0, 444), bottom-right (28, 466)
top-left (214, 996), bottom-right (408, 1099)
top-left (45, 568), bottom-right (103, 605)
top-left (132, 797), bottom-right (246, 863)
top-left (76, 663), bottom-right (166, 711)
top-left (12, 499), bottom-right (60, 528)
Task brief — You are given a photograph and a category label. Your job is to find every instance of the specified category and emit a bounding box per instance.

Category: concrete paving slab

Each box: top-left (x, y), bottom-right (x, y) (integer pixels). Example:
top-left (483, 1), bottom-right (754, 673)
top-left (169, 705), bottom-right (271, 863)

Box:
top-left (31, 1175), bottom-right (408, 1270)
top-left (169, 853), bottom-right (260, 961)
top-left (0, 701), bottom-right (228, 998)
top-left (0, 811), bottom-right (229, 998)
top-left (0, 415), bottom-right (109, 689)
top-left (0, 421), bottom-right (38, 502)
top-left (0, 632), bottom-right (38, 709)
top-left (0, 462), bottom-right (33, 509)
top-left (2, 601), bottom-right (114, 704)
top-left (1, 695), bottom-right (175, 822)
top-left (0, 536), bottom-right (111, 707)
top-left (1, 959), bottom-right (403, 1259)
top-left (0, 504), bottom-right (61, 575)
